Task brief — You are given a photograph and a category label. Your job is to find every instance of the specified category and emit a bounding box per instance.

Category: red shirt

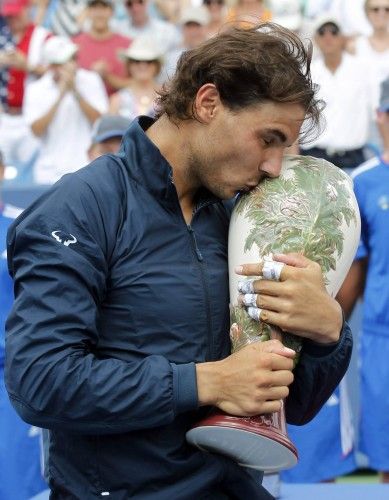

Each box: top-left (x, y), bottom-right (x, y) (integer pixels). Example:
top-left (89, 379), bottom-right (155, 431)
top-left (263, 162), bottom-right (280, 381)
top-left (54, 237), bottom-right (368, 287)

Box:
top-left (72, 32), bottom-right (131, 95)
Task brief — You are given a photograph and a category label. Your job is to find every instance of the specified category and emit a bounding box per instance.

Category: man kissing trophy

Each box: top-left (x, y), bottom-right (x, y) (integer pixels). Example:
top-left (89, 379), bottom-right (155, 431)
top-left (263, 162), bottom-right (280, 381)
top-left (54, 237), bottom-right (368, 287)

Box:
top-left (187, 155), bottom-right (361, 472)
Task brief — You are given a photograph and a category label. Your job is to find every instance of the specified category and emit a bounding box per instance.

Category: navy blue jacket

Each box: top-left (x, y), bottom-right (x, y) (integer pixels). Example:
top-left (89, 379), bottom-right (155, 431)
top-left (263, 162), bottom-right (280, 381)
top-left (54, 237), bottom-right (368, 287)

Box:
top-left (5, 117), bottom-right (352, 499)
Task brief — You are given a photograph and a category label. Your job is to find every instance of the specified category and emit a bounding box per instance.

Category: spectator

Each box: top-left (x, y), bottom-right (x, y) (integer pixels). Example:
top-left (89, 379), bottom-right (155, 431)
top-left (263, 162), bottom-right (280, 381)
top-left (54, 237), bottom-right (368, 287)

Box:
top-left (153, 0), bottom-right (191, 24)
top-left (226, 0), bottom-right (272, 28)
top-left (0, 150), bottom-right (47, 499)
top-left (0, 0), bottom-right (50, 173)
top-left (300, 14), bottom-right (372, 171)
top-left (23, 35), bottom-right (108, 184)
top-left (347, 0), bottom-right (389, 134)
top-left (109, 36), bottom-right (161, 119)
top-left (330, 0), bottom-right (372, 37)
top-left (161, 6), bottom-right (210, 82)
top-left (202, 0), bottom-right (227, 38)
top-left (47, 0), bottom-right (88, 36)
top-left (112, 0), bottom-right (181, 55)
top-left (73, 0), bottom-right (131, 95)
top-left (269, 0), bottom-right (303, 34)
top-left (337, 76), bottom-right (389, 483)
top-left (87, 113), bottom-right (131, 160)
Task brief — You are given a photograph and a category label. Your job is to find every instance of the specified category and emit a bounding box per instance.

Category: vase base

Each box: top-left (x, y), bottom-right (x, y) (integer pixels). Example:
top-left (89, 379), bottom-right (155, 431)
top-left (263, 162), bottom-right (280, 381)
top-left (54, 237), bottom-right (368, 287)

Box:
top-left (186, 422), bottom-right (297, 472)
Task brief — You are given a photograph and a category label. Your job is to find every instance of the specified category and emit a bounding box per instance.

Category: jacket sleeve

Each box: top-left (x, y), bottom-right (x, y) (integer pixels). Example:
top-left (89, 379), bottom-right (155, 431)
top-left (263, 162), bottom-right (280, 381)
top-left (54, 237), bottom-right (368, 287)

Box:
top-left (5, 173), bottom-right (198, 435)
top-left (285, 318), bottom-right (353, 425)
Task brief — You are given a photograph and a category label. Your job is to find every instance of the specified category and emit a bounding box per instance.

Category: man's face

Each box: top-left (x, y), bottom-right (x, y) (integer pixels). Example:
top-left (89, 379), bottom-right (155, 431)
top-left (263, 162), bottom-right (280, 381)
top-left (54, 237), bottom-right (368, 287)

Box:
top-left (88, 3), bottom-right (113, 30)
top-left (125, 0), bottom-right (148, 24)
top-left (183, 22), bottom-right (207, 49)
top-left (315, 23), bottom-right (345, 57)
top-left (187, 100), bottom-right (305, 200)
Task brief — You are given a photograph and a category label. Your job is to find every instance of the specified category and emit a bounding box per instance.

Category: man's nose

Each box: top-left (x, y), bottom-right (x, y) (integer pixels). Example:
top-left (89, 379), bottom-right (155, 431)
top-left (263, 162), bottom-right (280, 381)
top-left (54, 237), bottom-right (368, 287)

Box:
top-left (259, 149), bottom-right (284, 178)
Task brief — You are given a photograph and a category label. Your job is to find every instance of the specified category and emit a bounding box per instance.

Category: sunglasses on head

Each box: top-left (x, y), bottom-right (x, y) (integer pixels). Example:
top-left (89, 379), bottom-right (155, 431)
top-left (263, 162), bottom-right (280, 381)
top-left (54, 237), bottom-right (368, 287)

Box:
top-left (317, 25), bottom-right (340, 36)
top-left (126, 0), bottom-right (144, 7)
top-left (369, 6), bottom-right (389, 12)
top-left (203, 0), bottom-right (224, 5)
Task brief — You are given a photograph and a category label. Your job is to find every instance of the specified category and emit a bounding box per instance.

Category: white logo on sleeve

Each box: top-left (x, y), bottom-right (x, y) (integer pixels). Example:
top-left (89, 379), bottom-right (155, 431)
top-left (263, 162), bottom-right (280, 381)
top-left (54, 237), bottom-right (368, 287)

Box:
top-left (1, 249), bottom-right (7, 259)
top-left (51, 230), bottom-right (77, 247)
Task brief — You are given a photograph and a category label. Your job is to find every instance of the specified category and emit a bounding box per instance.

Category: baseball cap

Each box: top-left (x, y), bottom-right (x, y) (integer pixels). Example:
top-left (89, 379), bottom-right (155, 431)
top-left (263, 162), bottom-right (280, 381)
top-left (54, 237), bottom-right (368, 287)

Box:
top-left (270, 0), bottom-right (302, 32)
top-left (91, 115), bottom-right (132, 144)
top-left (43, 36), bottom-right (78, 65)
top-left (120, 36), bottom-right (162, 62)
top-left (379, 77), bottom-right (389, 112)
top-left (180, 6), bottom-right (210, 26)
top-left (311, 13), bottom-right (341, 34)
top-left (1, 0), bottom-right (29, 16)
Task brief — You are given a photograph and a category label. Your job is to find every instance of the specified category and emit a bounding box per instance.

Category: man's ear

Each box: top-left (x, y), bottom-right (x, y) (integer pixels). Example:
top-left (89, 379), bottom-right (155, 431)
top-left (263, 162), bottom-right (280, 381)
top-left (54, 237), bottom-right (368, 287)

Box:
top-left (193, 83), bottom-right (221, 123)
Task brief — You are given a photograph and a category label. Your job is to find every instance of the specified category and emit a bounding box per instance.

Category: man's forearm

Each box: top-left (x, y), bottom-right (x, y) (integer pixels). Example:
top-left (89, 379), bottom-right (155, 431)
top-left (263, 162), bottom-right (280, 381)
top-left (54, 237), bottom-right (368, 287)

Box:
top-left (31, 94), bottom-right (64, 137)
top-left (73, 90), bottom-right (102, 124)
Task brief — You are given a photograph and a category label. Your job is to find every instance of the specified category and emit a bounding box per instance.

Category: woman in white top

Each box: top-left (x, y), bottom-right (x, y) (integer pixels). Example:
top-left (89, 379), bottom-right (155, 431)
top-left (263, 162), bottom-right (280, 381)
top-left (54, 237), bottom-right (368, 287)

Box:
top-left (347, 0), bottom-right (389, 109)
top-left (109, 36), bottom-right (162, 120)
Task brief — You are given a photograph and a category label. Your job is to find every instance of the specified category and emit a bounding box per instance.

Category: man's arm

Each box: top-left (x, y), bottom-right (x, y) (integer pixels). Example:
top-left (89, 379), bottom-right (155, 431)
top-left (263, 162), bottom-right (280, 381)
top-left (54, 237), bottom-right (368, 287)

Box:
top-left (30, 91), bottom-right (66, 137)
top-left (336, 258), bottom-right (367, 318)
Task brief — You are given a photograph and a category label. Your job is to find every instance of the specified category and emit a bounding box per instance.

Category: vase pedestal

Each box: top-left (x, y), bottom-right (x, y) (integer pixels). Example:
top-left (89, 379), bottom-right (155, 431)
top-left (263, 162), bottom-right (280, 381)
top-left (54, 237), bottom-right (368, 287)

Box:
top-left (186, 402), bottom-right (298, 472)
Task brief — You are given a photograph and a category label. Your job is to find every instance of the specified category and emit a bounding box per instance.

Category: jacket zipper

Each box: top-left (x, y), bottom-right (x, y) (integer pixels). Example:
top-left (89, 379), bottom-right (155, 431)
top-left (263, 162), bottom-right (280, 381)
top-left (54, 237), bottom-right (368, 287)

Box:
top-left (187, 223), bottom-right (214, 361)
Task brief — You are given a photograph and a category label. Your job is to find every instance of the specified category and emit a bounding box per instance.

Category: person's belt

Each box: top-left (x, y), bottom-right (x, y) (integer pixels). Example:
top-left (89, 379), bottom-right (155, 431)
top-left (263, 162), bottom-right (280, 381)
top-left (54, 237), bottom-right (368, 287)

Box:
top-left (315, 146), bottom-right (364, 157)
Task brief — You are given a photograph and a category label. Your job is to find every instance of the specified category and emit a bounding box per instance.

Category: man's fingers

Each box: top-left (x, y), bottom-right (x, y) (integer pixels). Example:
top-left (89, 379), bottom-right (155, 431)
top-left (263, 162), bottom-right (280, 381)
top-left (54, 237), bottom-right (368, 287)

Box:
top-left (273, 252), bottom-right (309, 268)
top-left (236, 261), bottom-right (290, 282)
top-left (258, 339), bottom-right (296, 361)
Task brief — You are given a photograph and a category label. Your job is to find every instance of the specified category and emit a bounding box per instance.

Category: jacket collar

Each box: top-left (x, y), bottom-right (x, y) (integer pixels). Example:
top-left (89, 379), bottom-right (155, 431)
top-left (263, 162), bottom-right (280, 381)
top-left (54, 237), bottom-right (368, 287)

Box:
top-left (118, 116), bottom-right (220, 210)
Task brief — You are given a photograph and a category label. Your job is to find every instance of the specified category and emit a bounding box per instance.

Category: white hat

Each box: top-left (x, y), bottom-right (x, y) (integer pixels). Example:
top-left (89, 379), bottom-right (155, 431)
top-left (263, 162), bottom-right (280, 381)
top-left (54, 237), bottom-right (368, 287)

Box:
top-left (180, 6), bottom-right (210, 26)
top-left (43, 36), bottom-right (78, 65)
top-left (120, 36), bottom-right (162, 62)
top-left (270, 0), bottom-right (302, 32)
top-left (311, 13), bottom-right (342, 34)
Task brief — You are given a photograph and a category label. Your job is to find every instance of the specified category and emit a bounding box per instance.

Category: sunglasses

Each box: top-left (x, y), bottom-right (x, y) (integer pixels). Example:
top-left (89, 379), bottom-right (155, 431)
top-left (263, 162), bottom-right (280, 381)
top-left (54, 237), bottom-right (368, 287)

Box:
top-left (369, 6), bottom-right (389, 12)
top-left (203, 0), bottom-right (224, 5)
top-left (317, 25), bottom-right (340, 36)
top-left (128, 59), bottom-right (157, 64)
top-left (126, 0), bottom-right (144, 7)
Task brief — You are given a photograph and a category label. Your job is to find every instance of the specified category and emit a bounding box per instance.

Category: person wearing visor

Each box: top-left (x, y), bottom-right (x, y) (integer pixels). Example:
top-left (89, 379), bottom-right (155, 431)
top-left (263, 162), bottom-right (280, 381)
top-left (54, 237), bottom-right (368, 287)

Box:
top-left (300, 14), bottom-right (373, 172)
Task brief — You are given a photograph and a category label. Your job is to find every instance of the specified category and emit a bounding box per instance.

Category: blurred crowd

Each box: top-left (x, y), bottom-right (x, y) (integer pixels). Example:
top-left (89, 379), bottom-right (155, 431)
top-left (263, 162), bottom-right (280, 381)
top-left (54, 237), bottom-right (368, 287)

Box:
top-left (1, 0), bottom-right (389, 499)
top-left (0, 0), bottom-right (388, 184)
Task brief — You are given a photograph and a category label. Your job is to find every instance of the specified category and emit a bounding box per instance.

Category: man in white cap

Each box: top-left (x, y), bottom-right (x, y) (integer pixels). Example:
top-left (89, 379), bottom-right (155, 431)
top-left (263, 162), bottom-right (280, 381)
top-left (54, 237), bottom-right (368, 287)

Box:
top-left (299, 14), bottom-right (373, 172)
top-left (23, 36), bottom-right (109, 184)
top-left (161, 5), bottom-right (210, 82)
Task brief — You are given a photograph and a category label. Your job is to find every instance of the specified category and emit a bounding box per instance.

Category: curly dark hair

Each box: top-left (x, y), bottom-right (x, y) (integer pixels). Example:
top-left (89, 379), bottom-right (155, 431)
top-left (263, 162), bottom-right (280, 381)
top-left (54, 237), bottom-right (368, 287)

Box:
top-left (156, 23), bottom-right (323, 143)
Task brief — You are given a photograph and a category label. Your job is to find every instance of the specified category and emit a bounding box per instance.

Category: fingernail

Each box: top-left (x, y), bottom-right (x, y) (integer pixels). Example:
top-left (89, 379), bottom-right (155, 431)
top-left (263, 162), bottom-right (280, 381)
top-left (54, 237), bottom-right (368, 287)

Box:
top-left (282, 346), bottom-right (296, 355)
top-left (235, 266), bottom-right (243, 274)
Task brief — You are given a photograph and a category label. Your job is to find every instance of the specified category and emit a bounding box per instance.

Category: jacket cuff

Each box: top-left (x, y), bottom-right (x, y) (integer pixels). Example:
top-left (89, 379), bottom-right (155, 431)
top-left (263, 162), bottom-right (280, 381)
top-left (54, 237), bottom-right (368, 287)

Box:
top-left (170, 362), bottom-right (198, 414)
top-left (303, 316), bottom-right (348, 358)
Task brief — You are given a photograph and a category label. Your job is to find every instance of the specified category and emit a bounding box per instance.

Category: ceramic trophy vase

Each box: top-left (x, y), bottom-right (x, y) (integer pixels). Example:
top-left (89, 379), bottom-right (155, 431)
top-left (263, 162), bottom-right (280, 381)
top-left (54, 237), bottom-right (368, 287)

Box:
top-left (186, 155), bottom-right (361, 472)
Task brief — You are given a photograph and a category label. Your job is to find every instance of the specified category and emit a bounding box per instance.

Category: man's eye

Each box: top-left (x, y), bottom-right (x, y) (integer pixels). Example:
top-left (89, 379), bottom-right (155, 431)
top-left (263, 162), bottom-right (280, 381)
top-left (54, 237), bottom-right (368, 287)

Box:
top-left (263, 138), bottom-right (273, 146)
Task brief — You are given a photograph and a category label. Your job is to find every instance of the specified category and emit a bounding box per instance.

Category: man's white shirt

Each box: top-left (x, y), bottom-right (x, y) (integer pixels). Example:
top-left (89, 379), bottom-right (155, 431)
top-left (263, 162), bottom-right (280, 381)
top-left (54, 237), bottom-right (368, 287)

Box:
top-left (24, 68), bottom-right (108, 185)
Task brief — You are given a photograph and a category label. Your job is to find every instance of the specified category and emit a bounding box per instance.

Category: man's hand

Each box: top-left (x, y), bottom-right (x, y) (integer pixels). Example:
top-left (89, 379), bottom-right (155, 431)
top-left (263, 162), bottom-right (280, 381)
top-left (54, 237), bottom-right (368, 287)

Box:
top-left (236, 253), bottom-right (343, 344)
top-left (0, 49), bottom-right (28, 71)
top-left (58, 61), bottom-right (77, 94)
top-left (196, 339), bottom-right (295, 416)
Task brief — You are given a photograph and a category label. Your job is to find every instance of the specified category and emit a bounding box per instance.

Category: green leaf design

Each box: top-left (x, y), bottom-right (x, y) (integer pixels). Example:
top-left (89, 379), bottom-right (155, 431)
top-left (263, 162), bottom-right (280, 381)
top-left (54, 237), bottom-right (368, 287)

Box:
top-left (233, 156), bottom-right (358, 360)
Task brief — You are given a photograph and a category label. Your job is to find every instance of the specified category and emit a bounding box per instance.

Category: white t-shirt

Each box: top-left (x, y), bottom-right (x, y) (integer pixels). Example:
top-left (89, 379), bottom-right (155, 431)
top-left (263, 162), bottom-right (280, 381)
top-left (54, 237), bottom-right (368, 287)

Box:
top-left (24, 68), bottom-right (108, 184)
top-left (302, 53), bottom-right (373, 152)
top-left (354, 36), bottom-right (389, 110)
